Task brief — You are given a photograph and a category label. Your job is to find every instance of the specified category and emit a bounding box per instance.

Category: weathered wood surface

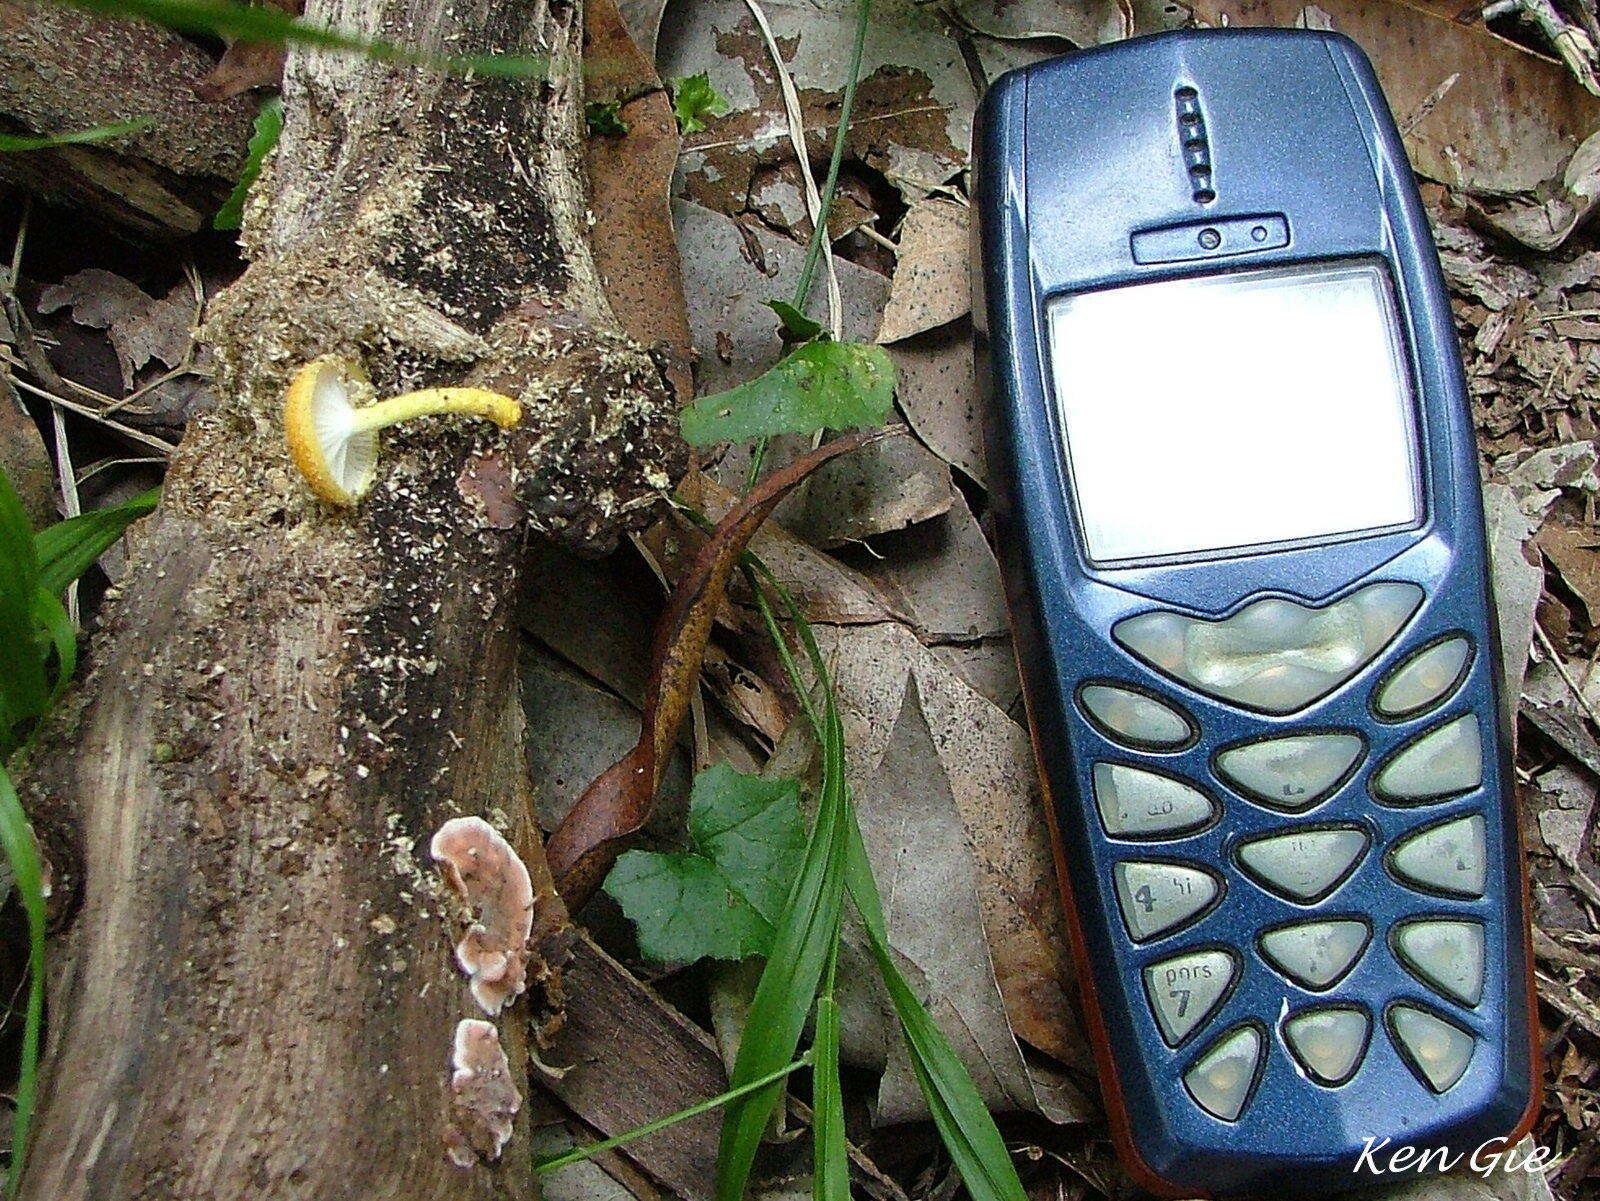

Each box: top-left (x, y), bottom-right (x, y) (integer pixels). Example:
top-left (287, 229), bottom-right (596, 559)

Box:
top-left (13, 0), bottom-right (683, 1195)
top-left (0, 0), bottom-right (256, 238)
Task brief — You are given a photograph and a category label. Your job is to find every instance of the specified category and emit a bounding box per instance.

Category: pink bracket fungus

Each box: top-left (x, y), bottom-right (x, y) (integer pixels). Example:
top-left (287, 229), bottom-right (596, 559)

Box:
top-left (430, 816), bottom-right (534, 1016)
top-left (444, 1019), bottom-right (521, 1168)
top-left (284, 355), bottom-right (522, 507)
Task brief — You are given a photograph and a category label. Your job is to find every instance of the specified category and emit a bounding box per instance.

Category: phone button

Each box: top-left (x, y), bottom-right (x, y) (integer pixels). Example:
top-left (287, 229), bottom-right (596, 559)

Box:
top-left (1388, 814), bottom-right (1487, 898)
top-left (1392, 919), bottom-right (1485, 1006)
top-left (1389, 1004), bottom-right (1475, 1092)
top-left (1113, 582), bottom-right (1422, 714)
top-left (1214, 732), bottom-right (1363, 811)
top-left (1185, 1025), bottom-right (1263, 1121)
top-left (1258, 919), bottom-right (1370, 989)
top-left (1079, 684), bottom-right (1194, 749)
top-left (1283, 1006), bottom-right (1369, 1086)
top-left (1374, 636), bottom-right (1472, 720)
top-left (1236, 826), bottom-right (1368, 902)
top-left (1113, 861), bottom-right (1220, 941)
top-left (1373, 715), bottom-right (1482, 803)
top-left (1143, 948), bottom-right (1236, 1044)
top-left (1094, 764), bottom-right (1216, 838)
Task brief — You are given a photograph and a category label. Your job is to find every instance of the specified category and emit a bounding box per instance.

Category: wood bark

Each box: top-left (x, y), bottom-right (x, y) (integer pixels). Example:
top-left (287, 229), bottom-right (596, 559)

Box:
top-left (0, 0), bottom-right (257, 239)
top-left (12, 0), bottom-right (682, 1195)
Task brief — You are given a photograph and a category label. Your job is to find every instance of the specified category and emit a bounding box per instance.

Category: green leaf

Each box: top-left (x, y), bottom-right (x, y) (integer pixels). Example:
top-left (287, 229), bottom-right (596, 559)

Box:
top-left (584, 100), bottom-right (630, 137)
top-left (214, 97), bottom-right (282, 231)
top-left (680, 341), bottom-right (894, 446)
top-left (0, 764), bottom-right (45, 1199)
top-left (58, 0), bottom-right (549, 76)
top-left (0, 118), bottom-right (152, 154)
top-left (671, 72), bottom-right (727, 134)
top-left (765, 300), bottom-right (823, 343)
top-left (35, 487), bottom-right (159, 599)
top-left (31, 591), bottom-right (76, 701)
top-left (714, 696), bottom-right (850, 1201)
top-left (0, 471), bottom-right (46, 753)
top-left (605, 764), bottom-right (804, 962)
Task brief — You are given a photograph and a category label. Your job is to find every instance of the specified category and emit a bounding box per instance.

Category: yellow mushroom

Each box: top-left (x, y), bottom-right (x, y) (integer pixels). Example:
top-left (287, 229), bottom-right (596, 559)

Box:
top-left (283, 355), bottom-right (522, 507)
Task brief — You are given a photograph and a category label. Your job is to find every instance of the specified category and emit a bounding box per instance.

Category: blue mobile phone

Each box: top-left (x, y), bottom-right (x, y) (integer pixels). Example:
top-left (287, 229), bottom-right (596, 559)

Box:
top-left (973, 29), bottom-right (1537, 1197)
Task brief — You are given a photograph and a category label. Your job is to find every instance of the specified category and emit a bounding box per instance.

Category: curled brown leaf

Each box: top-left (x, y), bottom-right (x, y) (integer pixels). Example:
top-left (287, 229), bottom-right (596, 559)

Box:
top-left (545, 425), bottom-right (904, 905)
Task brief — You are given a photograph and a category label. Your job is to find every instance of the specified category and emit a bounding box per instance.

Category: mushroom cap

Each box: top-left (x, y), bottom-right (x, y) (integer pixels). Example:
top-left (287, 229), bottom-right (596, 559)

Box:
top-left (284, 355), bottom-right (377, 507)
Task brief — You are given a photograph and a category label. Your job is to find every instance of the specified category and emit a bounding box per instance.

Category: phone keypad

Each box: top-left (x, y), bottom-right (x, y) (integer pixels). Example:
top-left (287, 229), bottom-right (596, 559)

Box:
top-left (1374, 636), bottom-right (1472, 719)
top-left (1214, 732), bottom-right (1364, 811)
top-left (1114, 861), bottom-right (1221, 940)
top-left (1283, 1007), bottom-right (1369, 1085)
top-left (1185, 1025), bottom-right (1264, 1120)
top-left (1085, 592), bottom-right (1493, 1122)
top-left (1387, 814), bottom-right (1486, 897)
top-left (1392, 919), bottom-right (1485, 1006)
top-left (1144, 948), bottom-right (1236, 1043)
top-left (1388, 1005), bottom-right (1475, 1092)
top-left (1373, 715), bottom-right (1482, 802)
top-left (1236, 827), bottom-right (1368, 902)
top-left (1112, 582), bottom-right (1422, 713)
top-left (1258, 919), bottom-right (1370, 989)
top-left (1095, 763), bottom-right (1216, 837)
top-left (1080, 685), bottom-right (1194, 748)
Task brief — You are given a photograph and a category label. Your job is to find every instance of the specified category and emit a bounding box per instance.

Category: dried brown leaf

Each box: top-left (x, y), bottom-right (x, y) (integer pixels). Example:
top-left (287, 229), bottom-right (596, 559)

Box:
top-left (584, 0), bottom-right (693, 403)
top-left (36, 269), bottom-right (193, 391)
top-left (1190, 0), bottom-right (1600, 195)
top-left (877, 199), bottom-right (970, 344)
top-left (545, 426), bottom-right (901, 906)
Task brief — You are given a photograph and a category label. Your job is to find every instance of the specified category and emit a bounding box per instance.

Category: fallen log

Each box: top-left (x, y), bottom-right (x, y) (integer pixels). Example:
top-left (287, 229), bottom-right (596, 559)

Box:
top-left (12, 0), bottom-right (684, 1195)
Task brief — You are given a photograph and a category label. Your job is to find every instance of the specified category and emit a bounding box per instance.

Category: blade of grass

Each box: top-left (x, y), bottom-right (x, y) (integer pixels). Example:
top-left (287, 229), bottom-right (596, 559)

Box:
top-left (34, 487), bottom-right (158, 600)
top-left (843, 811), bottom-right (1027, 1201)
top-left (30, 591), bottom-right (76, 700)
top-left (714, 585), bottom-right (851, 1201)
top-left (534, 1053), bottom-right (813, 1175)
top-left (749, 559), bottom-right (1027, 1201)
top-left (812, 947), bottom-right (848, 1201)
top-left (0, 764), bottom-right (45, 1200)
top-left (0, 473), bottom-right (46, 753)
top-left (57, 0), bottom-right (550, 76)
top-left (0, 119), bottom-right (152, 154)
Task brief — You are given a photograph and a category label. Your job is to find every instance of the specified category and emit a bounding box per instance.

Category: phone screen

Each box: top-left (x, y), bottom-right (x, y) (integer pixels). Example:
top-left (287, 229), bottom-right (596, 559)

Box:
top-left (1046, 260), bottom-right (1422, 564)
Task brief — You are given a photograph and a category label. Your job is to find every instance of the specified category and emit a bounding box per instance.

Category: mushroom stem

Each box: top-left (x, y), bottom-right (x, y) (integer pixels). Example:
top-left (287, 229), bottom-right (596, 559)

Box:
top-left (349, 388), bottom-right (522, 433)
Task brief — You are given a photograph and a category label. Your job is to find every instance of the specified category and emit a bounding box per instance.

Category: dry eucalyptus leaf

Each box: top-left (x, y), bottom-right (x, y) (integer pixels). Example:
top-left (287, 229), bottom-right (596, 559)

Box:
top-left (851, 482), bottom-right (1008, 643)
top-left (877, 199), bottom-right (971, 344)
top-left (854, 677), bottom-right (1071, 1124)
top-left (1476, 126), bottom-right (1600, 252)
top-left (1533, 764), bottom-right (1597, 868)
top-left (892, 319), bottom-right (987, 486)
top-left (36, 269), bottom-right (193, 391)
top-left (1522, 659), bottom-right (1600, 778)
top-left (1486, 482), bottom-right (1545, 707)
top-left (1535, 518), bottom-right (1600, 627)
top-left (1189, 0), bottom-right (1600, 196)
top-left (784, 432), bottom-right (954, 548)
top-left (584, 0), bottom-right (693, 402)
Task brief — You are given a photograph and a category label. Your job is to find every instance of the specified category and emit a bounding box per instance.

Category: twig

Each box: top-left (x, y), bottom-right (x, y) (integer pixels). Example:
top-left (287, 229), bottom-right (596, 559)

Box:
top-left (47, 406), bottom-right (81, 623)
top-left (1398, 73), bottom-right (1460, 137)
top-left (8, 376), bottom-right (176, 457)
top-left (740, 0), bottom-right (843, 339)
top-left (1535, 619), bottom-right (1600, 733)
top-left (1484, 0), bottom-right (1600, 94)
